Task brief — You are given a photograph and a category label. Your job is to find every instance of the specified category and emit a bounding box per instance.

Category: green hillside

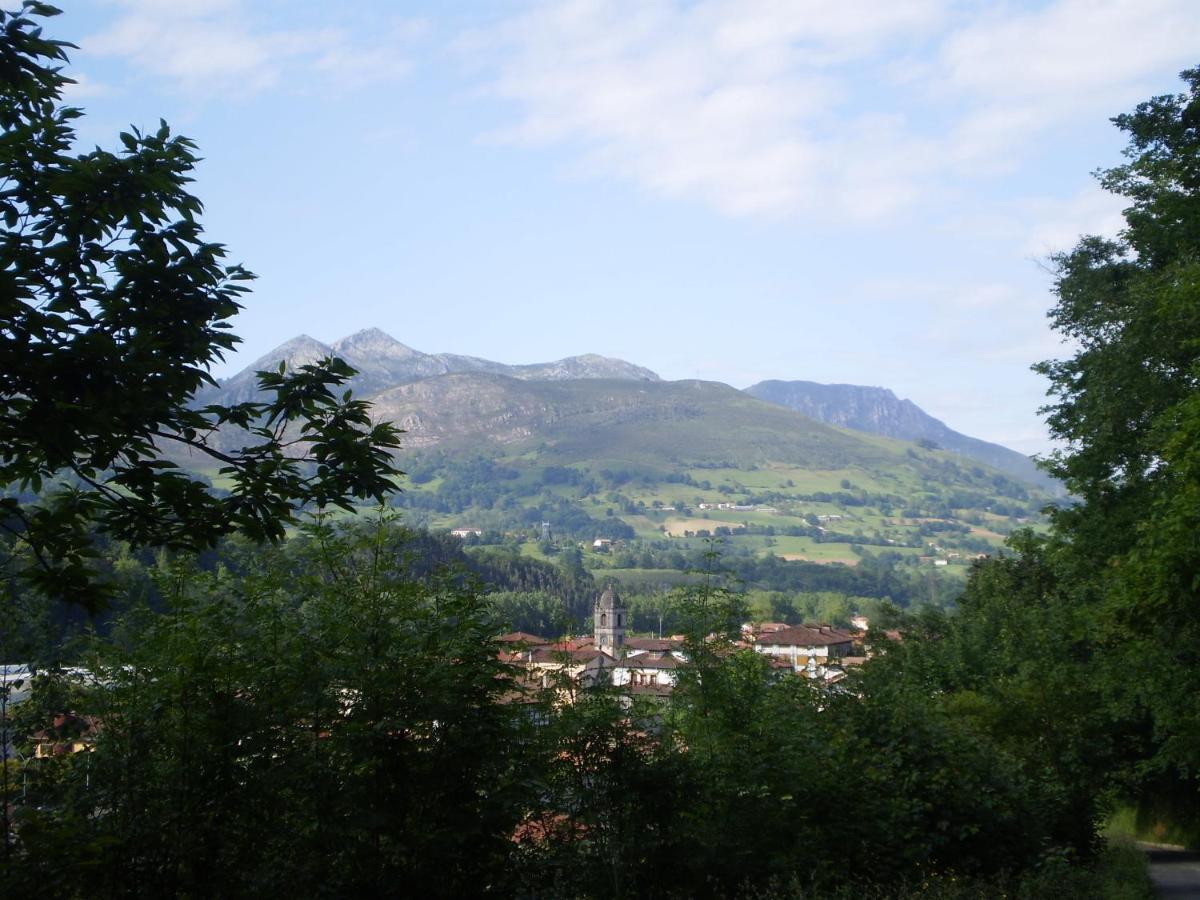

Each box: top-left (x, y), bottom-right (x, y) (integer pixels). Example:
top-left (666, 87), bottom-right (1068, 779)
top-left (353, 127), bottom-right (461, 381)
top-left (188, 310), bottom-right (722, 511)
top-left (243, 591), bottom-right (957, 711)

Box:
top-left (182, 370), bottom-right (1051, 605)
top-left (351, 374), bottom-right (1051, 583)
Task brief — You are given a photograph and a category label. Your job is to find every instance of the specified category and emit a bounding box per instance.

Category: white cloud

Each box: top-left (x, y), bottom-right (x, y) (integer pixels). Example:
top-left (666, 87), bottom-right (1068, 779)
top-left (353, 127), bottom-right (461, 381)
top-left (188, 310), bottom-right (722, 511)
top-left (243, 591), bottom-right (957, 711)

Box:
top-left (476, 0), bottom-right (1200, 221)
top-left (86, 0), bottom-right (424, 98)
top-left (479, 0), bottom-right (945, 219)
top-left (1022, 185), bottom-right (1127, 257)
top-left (61, 73), bottom-right (114, 100)
top-left (937, 0), bottom-right (1200, 170)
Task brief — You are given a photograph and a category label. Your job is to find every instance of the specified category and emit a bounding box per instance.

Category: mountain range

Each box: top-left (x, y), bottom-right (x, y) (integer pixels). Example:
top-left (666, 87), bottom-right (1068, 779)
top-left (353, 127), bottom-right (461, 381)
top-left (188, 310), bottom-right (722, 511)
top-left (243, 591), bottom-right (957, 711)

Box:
top-left (199, 328), bottom-right (1055, 492)
top-left (201, 328), bottom-right (658, 405)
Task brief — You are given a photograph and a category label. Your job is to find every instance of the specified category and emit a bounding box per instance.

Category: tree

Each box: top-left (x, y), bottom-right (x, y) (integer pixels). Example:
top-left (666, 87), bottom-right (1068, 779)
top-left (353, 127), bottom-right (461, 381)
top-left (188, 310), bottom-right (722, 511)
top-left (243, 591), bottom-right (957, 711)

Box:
top-left (1033, 66), bottom-right (1200, 822)
top-left (1037, 67), bottom-right (1200, 539)
top-left (0, 4), bottom-right (402, 609)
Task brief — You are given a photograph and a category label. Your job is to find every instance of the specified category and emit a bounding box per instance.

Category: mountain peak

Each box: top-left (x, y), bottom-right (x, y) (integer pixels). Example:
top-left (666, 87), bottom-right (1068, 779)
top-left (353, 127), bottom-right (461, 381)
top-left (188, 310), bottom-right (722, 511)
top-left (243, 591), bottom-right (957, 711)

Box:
top-left (199, 334), bottom-right (335, 405)
top-left (277, 333), bottom-right (328, 350)
top-left (514, 354), bottom-right (660, 382)
top-left (250, 334), bottom-right (333, 369)
top-left (339, 326), bottom-right (396, 344)
top-left (332, 328), bottom-right (421, 359)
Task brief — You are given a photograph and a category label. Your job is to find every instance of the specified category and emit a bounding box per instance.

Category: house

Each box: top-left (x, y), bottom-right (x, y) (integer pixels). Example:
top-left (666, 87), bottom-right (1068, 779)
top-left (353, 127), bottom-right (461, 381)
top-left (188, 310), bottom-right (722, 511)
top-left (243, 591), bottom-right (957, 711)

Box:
top-left (521, 645), bottom-right (615, 692)
top-left (610, 652), bottom-right (680, 691)
top-left (32, 712), bottom-right (100, 758)
top-left (751, 624), bottom-right (856, 675)
top-left (450, 527), bottom-right (483, 538)
top-left (742, 622), bottom-right (788, 637)
top-left (624, 637), bottom-right (684, 655)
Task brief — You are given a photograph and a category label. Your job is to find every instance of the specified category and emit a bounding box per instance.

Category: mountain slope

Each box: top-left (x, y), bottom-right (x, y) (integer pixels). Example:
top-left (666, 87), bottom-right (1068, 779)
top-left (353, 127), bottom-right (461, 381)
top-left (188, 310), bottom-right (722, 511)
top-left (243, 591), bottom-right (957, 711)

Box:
top-left (744, 380), bottom-right (1056, 491)
top-left (371, 374), bottom-right (1052, 559)
top-left (369, 374), bottom-right (888, 469)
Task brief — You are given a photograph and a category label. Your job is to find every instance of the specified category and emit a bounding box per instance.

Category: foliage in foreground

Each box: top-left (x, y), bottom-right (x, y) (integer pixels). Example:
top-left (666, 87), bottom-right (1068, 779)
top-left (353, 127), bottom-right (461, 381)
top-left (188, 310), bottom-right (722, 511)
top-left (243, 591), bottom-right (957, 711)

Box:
top-left (6, 521), bottom-right (525, 896)
top-left (1, 522), bottom-right (1141, 898)
top-left (0, 3), bottom-right (402, 611)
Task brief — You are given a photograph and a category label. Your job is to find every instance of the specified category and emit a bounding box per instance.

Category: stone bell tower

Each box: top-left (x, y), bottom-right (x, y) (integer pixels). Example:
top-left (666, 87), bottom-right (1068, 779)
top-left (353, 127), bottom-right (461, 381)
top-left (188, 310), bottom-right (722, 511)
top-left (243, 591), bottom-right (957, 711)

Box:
top-left (593, 583), bottom-right (626, 656)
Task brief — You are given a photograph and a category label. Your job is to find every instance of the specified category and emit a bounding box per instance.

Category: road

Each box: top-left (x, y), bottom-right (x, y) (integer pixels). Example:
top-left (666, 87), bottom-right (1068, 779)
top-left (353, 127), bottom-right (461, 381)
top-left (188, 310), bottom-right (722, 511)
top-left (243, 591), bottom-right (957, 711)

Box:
top-left (1143, 844), bottom-right (1200, 898)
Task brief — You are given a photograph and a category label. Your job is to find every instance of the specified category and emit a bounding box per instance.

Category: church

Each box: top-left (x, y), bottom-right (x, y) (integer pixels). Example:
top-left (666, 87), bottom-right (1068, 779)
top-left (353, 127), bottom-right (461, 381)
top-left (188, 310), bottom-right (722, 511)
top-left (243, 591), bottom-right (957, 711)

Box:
top-left (592, 583), bottom-right (625, 655)
top-left (594, 584), bottom-right (685, 695)
top-left (499, 584), bottom-right (685, 699)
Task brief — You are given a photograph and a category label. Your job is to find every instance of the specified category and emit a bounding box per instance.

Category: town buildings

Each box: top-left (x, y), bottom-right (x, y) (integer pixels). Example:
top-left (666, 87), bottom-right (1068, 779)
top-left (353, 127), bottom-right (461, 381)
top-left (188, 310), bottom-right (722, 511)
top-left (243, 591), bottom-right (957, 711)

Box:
top-left (501, 585), bottom-right (866, 699)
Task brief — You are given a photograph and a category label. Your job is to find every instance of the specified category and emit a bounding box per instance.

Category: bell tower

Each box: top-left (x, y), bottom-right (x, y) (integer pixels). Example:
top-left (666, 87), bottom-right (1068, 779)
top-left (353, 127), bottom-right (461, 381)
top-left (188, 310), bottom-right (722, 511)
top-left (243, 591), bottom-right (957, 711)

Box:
top-left (593, 583), bottom-right (626, 656)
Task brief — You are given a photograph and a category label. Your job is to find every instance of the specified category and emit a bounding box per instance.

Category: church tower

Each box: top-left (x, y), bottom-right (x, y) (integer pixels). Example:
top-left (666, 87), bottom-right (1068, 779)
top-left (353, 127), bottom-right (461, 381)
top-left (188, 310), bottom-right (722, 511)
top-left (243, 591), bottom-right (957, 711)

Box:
top-left (593, 583), bottom-right (626, 656)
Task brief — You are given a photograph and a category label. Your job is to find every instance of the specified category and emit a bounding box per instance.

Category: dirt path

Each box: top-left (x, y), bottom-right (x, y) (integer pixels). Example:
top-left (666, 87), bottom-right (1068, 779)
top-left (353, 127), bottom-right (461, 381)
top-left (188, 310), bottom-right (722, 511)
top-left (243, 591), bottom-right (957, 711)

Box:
top-left (1142, 844), bottom-right (1200, 898)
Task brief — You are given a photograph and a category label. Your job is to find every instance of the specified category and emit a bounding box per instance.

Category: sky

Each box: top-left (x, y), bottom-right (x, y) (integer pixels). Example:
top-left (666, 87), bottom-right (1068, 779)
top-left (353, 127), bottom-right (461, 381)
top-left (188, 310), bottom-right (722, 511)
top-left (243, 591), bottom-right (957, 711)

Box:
top-left (48, 0), bottom-right (1200, 456)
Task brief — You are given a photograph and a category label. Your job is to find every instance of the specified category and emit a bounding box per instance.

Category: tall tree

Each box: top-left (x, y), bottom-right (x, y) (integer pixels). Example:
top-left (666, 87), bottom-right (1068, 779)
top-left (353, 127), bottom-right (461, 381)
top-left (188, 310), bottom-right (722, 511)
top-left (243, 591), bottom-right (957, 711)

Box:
top-left (1034, 66), bottom-right (1200, 799)
top-left (0, 4), bottom-right (402, 609)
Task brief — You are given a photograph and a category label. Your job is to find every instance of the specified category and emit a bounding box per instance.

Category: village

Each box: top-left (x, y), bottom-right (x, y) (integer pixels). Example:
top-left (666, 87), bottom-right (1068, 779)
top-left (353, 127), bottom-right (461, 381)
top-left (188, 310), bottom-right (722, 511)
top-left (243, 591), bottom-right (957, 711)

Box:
top-left (2, 585), bottom-right (885, 763)
top-left (496, 584), bottom-right (881, 706)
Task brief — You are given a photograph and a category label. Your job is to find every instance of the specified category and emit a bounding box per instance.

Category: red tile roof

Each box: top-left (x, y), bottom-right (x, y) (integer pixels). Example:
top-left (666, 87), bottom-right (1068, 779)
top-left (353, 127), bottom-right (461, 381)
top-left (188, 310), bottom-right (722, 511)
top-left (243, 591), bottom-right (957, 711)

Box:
top-left (526, 646), bottom-right (614, 665)
top-left (753, 624), bottom-right (855, 647)
top-left (625, 637), bottom-right (683, 652)
top-left (496, 631), bottom-right (550, 646)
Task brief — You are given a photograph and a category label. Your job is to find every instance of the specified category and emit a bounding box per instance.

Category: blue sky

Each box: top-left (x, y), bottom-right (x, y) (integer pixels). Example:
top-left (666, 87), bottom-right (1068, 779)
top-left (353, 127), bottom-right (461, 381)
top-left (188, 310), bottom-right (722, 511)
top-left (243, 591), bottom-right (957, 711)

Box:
top-left (51, 0), bottom-right (1200, 455)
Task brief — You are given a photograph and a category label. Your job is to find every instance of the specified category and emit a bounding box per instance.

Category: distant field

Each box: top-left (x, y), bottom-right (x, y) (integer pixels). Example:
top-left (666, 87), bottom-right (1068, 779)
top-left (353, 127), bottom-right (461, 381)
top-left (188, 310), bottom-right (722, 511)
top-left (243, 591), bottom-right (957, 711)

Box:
top-left (760, 536), bottom-right (857, 560)
top-left (776, 553), bottom-right (860, 565)
top-left (661, 516), bottom-right (726, 536)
